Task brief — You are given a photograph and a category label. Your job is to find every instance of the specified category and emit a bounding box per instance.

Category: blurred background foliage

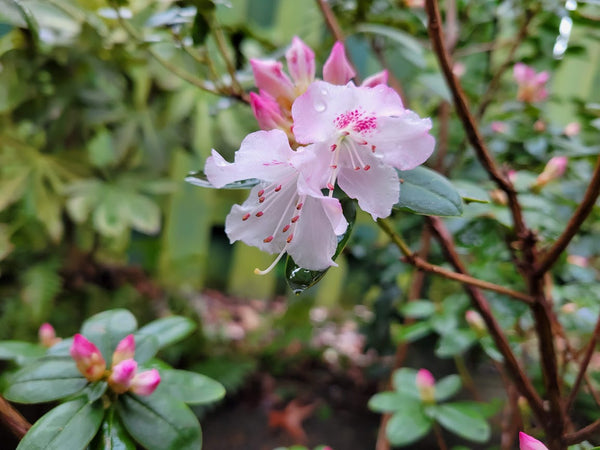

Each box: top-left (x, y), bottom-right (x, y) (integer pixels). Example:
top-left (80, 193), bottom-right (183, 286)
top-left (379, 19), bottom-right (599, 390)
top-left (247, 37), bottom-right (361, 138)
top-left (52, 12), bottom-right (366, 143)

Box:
top-left (1, 0), bottom-right (600, 447)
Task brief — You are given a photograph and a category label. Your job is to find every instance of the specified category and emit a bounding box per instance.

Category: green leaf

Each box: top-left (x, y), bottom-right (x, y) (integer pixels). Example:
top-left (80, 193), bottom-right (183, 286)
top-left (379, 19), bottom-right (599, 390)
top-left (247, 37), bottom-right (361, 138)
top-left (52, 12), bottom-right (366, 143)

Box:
top-left (395, 166), bottom-right (463, 217)
top-left (4, 357), bottom-right (87, 403)
top-left (132, 334), bottom-right (159, 365)
top-left (434, 375), bottom-right (461, 402)
top-left (16, 397), bottom-right (104, 450)
top-left (392, 368), bottom-right (420, 400)
top-left (386, 406), bottom-right (433, 446)
top-left (90, 408), bottom-right (136, 450)
top-left (0, 341), bottom-right (46, 365)
top-left (285, 199), bottom-right (356, 293)
top-left (356, 24), bottom-right (425, 68)
top-left (431, 402), bottom-right (491, 443)
top-left (368, 391), bottom-right (418, 413)
top-left (435, 329), bottom-right (477, 358)
top-left (88, 129), bottom-right (117, 168)
top-left (136, 316), bottom-right (196, 349)
top-left (392, 321), bottom-right (433, 343)
top-left (185, 170), bottom-right (260, 190)
top-left (80, 309), bottom-right (137, 365)
top-left (117, 392), bottom-right (202, 450)
top-left (160, 369), bottom-right (225, 405)
top-left (400, 300), bottom-right (436, 319)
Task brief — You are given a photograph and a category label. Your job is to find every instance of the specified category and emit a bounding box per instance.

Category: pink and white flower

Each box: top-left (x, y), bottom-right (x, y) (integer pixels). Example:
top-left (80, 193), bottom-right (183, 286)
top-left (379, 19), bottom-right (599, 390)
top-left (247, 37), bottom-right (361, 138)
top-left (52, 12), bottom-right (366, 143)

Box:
top-left (519, 431), bottom-right (548, 450)
top-left (513, 63), bottom-right (549, 103)
top-left (292, 81), bottom-right (435, 219)
top-left (205, 129), bottom-right (348, 272)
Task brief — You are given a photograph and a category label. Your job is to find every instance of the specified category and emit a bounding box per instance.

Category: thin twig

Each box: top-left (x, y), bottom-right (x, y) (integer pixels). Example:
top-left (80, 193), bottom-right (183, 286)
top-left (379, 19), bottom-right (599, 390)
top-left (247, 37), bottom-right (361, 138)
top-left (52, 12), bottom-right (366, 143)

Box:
top-left (536, 156), bottom-right (600, 275)
top-left (377, 218), bottom-right (534, 304)
top-left (0, 395), bottom-right (31, 440)
top-left (563, 418), bottom-right (600, 446)
top-left (315, 0), bottom-right (346, 43)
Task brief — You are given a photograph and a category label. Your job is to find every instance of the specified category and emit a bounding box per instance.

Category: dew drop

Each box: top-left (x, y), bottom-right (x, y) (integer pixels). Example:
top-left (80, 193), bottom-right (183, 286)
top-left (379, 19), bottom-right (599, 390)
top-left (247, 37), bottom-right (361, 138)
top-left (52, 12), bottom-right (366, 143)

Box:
top-left (314, 102), bottom-right (326, 112)
top-left (320, 88), bottom-right (328, 96)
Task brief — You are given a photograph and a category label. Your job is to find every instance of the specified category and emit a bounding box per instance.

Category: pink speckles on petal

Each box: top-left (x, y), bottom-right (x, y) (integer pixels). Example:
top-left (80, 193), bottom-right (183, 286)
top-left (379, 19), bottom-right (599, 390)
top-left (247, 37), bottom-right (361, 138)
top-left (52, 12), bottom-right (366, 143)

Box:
top-left (334, 109), bottom-right (377, 135)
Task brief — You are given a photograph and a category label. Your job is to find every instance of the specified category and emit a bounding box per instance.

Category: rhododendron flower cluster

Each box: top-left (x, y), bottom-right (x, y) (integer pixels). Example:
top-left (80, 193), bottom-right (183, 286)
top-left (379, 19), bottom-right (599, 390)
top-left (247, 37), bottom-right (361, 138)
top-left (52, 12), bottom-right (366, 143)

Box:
top-left (70, 334), bottom-right (160, 396)
top-left (204, 37), bottom-right (435, 272)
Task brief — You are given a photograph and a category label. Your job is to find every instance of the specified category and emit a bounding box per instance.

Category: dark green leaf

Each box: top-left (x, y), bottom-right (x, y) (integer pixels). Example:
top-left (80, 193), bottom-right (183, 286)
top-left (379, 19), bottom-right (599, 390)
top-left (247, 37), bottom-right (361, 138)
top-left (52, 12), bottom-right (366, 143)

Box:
top-left (393, 321), bottom-right (432, 343)
top-left (400, 300), bottom-right (436, 319)
top-left (160, 369), bottom-right (225, 405)
top-left (285, 199), bottom-right (356, 293)
top-left (185, 170), bottom-right (259, 189)
top-left (0, 341), bottom-right (46, 364)
top-left (386, 406), bottom-right (433, 446)
top-left (16, 397), bottom-right (103, 450)
top-left (132, 334), bottom-right (159, 365)
top-left (4, 357), bottom-right (87, 403)
top-left (90, 408), bottom-right (136, 450)
top-left (136, 316), bottom-right (196, 349)
top-left (191, 11), bottom-right (210, 45)
top-left (391, 368), bottom-right (420, 400)
top-left (80, 309), bottom-right (137, 365)
top-left (435, 329), bottom-right (477, 358)
top-left (431, 402), bottom-right (491, 443)
top-left (434, 375), bottom-right (461, 402)
top-left (117, 392), bottom-right (202, 450)
top-left (395, 166), bottom-right (463, 217)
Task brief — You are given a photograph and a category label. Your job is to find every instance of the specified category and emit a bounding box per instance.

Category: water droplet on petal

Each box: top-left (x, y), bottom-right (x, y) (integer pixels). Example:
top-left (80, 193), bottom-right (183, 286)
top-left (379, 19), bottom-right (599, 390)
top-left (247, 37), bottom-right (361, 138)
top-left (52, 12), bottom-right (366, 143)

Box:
top-left (314, 102), bottom-right (326, 112)
top-left (320, 88), bottom-right (328, 96)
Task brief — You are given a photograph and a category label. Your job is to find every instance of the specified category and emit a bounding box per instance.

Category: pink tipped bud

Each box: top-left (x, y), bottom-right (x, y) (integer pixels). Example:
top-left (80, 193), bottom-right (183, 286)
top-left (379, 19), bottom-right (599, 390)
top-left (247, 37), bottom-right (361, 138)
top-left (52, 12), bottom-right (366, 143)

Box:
top-left (39, 323), bottom-right (61, 348)
top-left (533, 120), bottom-right (546, 132)
top-left (534, 156), bottom-right (567, 188)
top-left (112, 334), bottom-right (135, 367)
top-left (250, 91), bottom-right (292, 134)
top-left (491, 121), bottom-right (507, 134)
top-left (452, 62), bottom-right (466, 78)
top-left (465, 310), bottom-right (486, 334)
top-left (285, 36), bottom-right (315, 90)
top-left (416, 369), bottom-right (436, 403)
top-left (130, 368), bottom-right (161, 396)
top-left (519, 431), bottom-right (548, 450)
top-left (567, 254), bottom-right (589, 267)
top-left (514, 63), bottom-right (549, 103)
top-left (564, 122), bottom-right (581, 137)
top-left (361, 70), bottom-right (389, 88)
top-left (70, 334), bottom-right (106, 382)
top-left (250, 59), bottom-right (295, 109)
top-left (323, 42), bottom-right (356, 85)
top-left (108, 359), bottom-right (138, 394)
top-left (507, 170), bottom-right (518, 183)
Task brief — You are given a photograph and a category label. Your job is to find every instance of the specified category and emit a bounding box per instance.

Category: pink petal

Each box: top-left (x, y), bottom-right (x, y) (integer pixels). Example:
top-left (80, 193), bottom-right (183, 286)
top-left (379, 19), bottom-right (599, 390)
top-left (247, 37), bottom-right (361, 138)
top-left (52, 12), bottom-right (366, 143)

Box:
top-left (323, 42), bottom-right (356, 85)
top-left (130, 369), bottom-right (161, 396)
top-left (39, 323), bottom-right (59, 348)
top-left (250, 91), bottom-right (292, 132)
top-left (250, 59), bottom-right (295, 107)
top-left (416, 369), bottom-right (435, 388)
top-left (108, 359), bottom-right (137, 393)
top-left (112, 334), bottom-right (135, 367)
top-left (286, 36), bottom-right (315, 88)
top-left (519, 432), bottom-right (548, 450)
top-left (513, 63), bottom-right (535, 83)
top-left (361, 70), bottom-right (389, 87)
top-left (70, 334), bottom-right (106, 381)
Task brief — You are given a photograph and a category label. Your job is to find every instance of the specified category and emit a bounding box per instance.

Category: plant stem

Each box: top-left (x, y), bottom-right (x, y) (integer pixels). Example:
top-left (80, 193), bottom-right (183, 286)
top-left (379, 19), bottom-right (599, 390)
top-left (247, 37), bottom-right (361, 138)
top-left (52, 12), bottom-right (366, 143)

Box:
top-left (0, 395), bottom-right (30, 440)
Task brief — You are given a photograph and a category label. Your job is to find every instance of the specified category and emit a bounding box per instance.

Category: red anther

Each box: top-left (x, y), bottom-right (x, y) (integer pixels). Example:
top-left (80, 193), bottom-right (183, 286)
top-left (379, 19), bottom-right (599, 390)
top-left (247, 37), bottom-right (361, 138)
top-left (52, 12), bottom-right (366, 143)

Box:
top-left (256, 211), bottom-right (264, 217)
top-left (371, 145), bottom-right (376, 152)
top-left (364, 165), bottom-right (371, 171)
top-left (330, 144), bottom-right (337, 152)
top-left (296, 203), bottom-right (303, 210)
top-left (359, 140), bottom-right (368, 145)
top-left (342, 131), bottom-right (350, 136)
top-left (263, 236), bottom-right (274, 243)
top-left (259, 197), bottom-right (265, 203)
top-left (282, 224), bottom-right (290, 232)
top-left (286, 234), bottom-right (294, 243)
top-left (291, 215), bottom-right (300, 223)
top-left (330, 164), bottom-right (337, 169)
top-left (354, 166), bottom-right (360, 171)
top-left (258, 189), bottom-right (265, 197)
top-left (242, 213), bottom-right (250, 221)
top-left (327, 183), bottom-right (335, 190)
top-left (274, 185), bottom-right (282, 192)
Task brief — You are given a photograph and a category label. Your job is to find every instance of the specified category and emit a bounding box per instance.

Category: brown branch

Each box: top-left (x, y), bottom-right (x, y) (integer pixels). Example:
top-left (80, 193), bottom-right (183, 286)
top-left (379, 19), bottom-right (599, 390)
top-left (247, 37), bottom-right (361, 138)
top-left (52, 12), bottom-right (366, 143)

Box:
top-left (0, 396), bottom-right (31, 440)
top-left (424, 0), bottom-right (526, 237)
top-left (315, 0), bottom-right (346, 43)
top-left (563, 418), bottom-right (600, 446)
top-left (535, 156), bottom-right (600, 275)
top-left (566, 313), bottom-right (600, 411)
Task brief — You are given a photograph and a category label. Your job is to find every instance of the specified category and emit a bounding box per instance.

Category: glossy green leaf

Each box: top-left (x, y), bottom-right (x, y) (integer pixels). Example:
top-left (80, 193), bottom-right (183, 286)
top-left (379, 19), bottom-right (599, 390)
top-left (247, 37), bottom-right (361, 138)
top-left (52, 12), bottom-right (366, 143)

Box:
top-left (4, 357), bottom-right (87, 403)
top-left (435, 329), bottom-right (477, 358)
top-left (136, 316), bottom-right (196, 349)
top-left (185, 170), bottom-right (259, 189)
top-left (285, 199), bottom-right (356, 293)
top-left (393, 321), bottom-right (432, 343)
top-left (386, 405), bottom-right (433, 446)
top-left (90, 408), bottom-right (136, 450)
top-left (132, 334), bottom-right (159, 365)
top-left (395, 167), bottom-right (463, 217)
top-left (160, 369), bottom-right (225, 405)
top-left (356, 24), bottom-right (425, 68)
top-left (16, 397), bottom-right (103, 450)
top-left (117, 392), bottom-right (202, 450)
top-left (434, 375), bottom-right (461, 402)
top-left (368, 391), bottom-right (418, 413)
top-left (80, 309), bottom-right (137, 365)
top-left (0, 341), bottom-right (46, 364)
top-left (400, 300), bottom-right (436, 319)
top-left (391, 368), bottom-right (420, 400)
top-left (431, 402), bottom-right (491, 443)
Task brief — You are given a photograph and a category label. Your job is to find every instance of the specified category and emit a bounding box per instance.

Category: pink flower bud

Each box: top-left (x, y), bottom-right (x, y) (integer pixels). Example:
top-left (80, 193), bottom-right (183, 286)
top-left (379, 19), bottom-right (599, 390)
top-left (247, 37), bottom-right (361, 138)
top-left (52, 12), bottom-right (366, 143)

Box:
top-left (39, 323), bottom-right (61, 348)
top-left (130, 369), bottom-right (161, 396)
top-left (452, 62), bottom-right (466, 78)
top-left (519, 431), bottom-right (548, 450)
top-left (323, 42), bottom-right (356, 85)
top-left (70, 334), bottom-right (106, 382)
top-left (250, 59), bottom-right (295, 109)
top-left (567, 254), bottom-right (589, 267)
top-left (465, 310), bottom-right (486, 334)
top-left (285, 36), bottom-right (315, 90)
top-left (108, 359), bottom-right (138, 394)
top-left (513, 63), bottom-right (549, 103)
top-left (250, 91), bottom-right (292, 134)
top-left (564, 122), bottom-right (580, 137)
top-left (416, 369), bottom-right (436, 403)
top-left (533, 120), bottom-right (546, 132)
top-left (491, 121), bottom-right (507, 134)
top-left (112, 334), bottom-right (135, 367)
top-left (534, 156), bottom-right (567, 188)
top-left (361, 70), bottom-right (389, 88)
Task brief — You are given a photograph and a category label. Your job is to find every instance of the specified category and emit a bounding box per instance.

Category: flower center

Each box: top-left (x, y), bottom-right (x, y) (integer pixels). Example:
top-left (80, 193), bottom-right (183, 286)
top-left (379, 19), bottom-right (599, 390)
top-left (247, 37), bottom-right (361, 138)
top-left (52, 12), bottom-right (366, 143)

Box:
top-left (334, 108), bottom-right (377, 135)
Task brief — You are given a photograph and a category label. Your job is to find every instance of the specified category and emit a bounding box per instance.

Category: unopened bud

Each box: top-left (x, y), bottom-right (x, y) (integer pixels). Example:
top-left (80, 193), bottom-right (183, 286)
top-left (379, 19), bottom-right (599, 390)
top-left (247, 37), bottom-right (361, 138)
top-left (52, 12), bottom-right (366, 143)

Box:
top-left (285, 36), bottom-right (315, 92)
top-left (250, 59), bottom-right (295, 109)
top-left (491, 121), bottom-right (507, 133)
top-left (112, 334), bottom-right (135, 367)
top-left (39, 323), bottom-right (61, 348)
top-left (108, 359), bottom-right (137, 394)
top-left (533, 120), bottom-right (546, 132)
top-left (490, 189), bottom-right (508, 205)
top-left (361, 70), bottom-right (389, 88)
top-left (70, 334), bottom-right (106, 382)
top-left (323, 42), bottom-right (356, 85)
top-left (130, 369), bottom-right (161, 396)
top-left (564, 122), bottom-right (580, 137)
top-left (416, 369), bottom-right (436, 404)
top-left (533, 156), bottom-right (567, 189)
top-left (519, 431), bottom-right (549, 450)
top-left (465, 310), bottom-right (486, 335)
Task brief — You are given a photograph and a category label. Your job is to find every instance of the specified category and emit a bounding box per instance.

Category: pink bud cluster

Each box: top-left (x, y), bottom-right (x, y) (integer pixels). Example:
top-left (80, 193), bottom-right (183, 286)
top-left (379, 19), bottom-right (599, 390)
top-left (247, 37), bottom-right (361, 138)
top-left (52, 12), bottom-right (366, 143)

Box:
top-left (38, 323), bottom-right (61, 348)
top-left (70, 334), bottom-right (160, 396)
